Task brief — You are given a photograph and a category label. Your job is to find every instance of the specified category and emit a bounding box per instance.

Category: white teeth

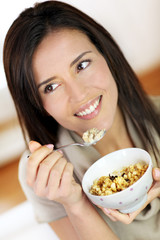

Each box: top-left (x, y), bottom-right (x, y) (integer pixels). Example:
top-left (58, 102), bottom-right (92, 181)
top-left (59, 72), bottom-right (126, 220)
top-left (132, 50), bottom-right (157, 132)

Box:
top-left (76, 96), bottom-right (101, 117)
top-left (90, 105), bottom-right (95, 111)
top-left (86, 109), bottom-right (91, 114)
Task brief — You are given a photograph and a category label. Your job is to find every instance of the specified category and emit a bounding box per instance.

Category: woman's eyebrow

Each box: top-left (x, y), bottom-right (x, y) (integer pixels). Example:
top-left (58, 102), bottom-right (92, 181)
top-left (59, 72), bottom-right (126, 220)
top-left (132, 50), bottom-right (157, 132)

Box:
top-left (37, 51), bottom-right (92, 89)
top-left (37, 77), bottom-right (56, 89)
top-left (70, 51), bottom-right (92, 67)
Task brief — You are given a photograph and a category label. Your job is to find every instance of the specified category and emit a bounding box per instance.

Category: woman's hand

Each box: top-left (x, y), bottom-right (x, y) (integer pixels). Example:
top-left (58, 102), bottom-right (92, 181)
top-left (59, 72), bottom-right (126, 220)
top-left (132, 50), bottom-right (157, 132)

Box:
top-left (27, 141), bottom-right (82, 208)
top-left (99, 167), bottom-right (160, 224)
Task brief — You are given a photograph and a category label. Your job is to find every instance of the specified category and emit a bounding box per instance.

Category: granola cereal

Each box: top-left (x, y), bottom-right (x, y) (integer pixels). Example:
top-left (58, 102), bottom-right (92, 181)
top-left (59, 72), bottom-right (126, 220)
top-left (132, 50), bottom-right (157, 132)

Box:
top-left (90, 162), bottom-right (148, 196)
top-left (82, 128), bottom-right (106, 144)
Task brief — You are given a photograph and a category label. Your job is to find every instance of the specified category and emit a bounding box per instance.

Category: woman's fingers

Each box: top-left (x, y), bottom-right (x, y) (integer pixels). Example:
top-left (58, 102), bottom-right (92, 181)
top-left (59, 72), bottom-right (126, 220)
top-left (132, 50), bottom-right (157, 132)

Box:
top-left (106, 182), bottom-right (160, 224)
top-left (60, 162), bottom-right (74, 193)
top-left (100, 167), bottom-right (160, 224)
top-left (27, 144), bottom-right (55, 186)
top-left (101, 191), bottom-right (159, 224)
top-left (47, 161), bottom-right (73, 200)
top-left (33, 153), bottom-right (66, 196)
top-left (147, 168), bottom-right (160, 199)
top-left (27, 140), bottom-right (83, 206)
top-left (27, 141), bottom-right (81, 205)
top-left (153, 168), bottom-right (160, 181)
top-left (102, 208), bottom-right (117, 221)
top-left (101, 191), bottom-right (154, 224)
top-left (101, 208), bottom-right (136, 224)
top-left (46, 157), bottom-right (68, 199)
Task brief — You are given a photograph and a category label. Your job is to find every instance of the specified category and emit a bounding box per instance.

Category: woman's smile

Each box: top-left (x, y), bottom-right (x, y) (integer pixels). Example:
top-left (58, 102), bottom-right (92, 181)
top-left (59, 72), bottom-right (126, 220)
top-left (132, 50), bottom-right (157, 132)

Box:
top-left (74, 95), bottom-right (102, 120)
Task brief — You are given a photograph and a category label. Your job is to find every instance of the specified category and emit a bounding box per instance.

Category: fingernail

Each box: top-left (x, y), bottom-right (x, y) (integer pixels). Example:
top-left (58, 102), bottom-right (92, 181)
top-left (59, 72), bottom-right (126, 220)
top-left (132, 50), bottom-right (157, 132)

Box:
top-left (46, 144), bottom-right (54, 149)
top-left (57, 150), bottom-right (63, 154)
top-left (104, 208), bottom-right (111, 214)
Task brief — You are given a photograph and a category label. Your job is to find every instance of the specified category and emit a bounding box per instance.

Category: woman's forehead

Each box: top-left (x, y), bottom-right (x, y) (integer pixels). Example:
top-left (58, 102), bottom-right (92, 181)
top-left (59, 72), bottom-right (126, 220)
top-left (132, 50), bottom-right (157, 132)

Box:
top-left (32, 28), bottom-right (98, 84)
top-left (37, 28), bottom-right (93, 51)
top-left (32, 28), bottom-right (96, 68)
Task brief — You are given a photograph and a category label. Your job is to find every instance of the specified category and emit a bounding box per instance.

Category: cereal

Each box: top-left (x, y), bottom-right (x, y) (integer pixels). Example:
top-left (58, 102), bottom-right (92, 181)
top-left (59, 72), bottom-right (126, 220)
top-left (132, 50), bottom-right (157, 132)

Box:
top-left (90, 162), bottom-right (148, 196)
top-left (82, 128), bottom-right (106, 144)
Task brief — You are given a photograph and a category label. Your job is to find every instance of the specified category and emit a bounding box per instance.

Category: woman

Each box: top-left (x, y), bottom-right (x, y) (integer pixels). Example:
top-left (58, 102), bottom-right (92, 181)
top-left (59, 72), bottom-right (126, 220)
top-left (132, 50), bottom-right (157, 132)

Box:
top-left (3, 1), bottom-right (160, 239)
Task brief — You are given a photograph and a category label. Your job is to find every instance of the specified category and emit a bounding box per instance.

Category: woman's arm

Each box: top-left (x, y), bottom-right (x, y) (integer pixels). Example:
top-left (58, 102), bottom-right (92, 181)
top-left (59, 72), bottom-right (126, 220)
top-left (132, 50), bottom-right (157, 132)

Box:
top-left (49, 217), bottom-right (79, 240)
top-left (49, 196), bottom-right (118, 240)
top-left (63, 194), bottom-right (119, 240)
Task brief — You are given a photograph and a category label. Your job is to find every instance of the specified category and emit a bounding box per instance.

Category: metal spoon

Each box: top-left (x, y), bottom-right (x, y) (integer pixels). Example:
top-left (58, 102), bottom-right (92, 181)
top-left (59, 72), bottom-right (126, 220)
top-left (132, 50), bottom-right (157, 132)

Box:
top-left (55, 130), bottom-right (106, 150)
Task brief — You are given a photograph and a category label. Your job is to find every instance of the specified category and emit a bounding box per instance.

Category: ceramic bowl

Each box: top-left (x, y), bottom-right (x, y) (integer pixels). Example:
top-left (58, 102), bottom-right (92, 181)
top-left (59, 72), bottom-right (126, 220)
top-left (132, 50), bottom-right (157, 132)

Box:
top-left (82, 148), bottom-right (153, 213)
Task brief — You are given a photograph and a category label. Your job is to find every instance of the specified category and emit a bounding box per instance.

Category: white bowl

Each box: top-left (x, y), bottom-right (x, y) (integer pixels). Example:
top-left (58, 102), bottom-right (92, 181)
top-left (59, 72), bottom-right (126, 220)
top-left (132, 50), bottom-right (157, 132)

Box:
top-left (82, 148), bottom-right (153, 213)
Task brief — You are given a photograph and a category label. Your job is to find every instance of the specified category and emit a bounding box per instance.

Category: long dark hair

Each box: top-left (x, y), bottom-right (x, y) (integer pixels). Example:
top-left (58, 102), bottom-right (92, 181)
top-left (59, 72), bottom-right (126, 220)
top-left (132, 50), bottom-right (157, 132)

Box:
top-left (3, 1), bottom-right (160, 160)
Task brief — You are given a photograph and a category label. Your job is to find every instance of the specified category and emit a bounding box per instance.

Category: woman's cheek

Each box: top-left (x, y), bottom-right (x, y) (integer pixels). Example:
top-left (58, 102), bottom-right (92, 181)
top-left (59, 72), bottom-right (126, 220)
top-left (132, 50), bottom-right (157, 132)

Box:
top-left (42, 98), bottom-right (58, 116)
top-left (92, 64), bottom-right (112, 89)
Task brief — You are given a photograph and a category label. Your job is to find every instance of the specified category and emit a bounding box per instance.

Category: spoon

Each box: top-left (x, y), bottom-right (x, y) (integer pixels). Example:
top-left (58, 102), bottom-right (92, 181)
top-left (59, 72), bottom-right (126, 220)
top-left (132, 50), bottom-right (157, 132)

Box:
top-left (55, 129), bottom-right (106, 150)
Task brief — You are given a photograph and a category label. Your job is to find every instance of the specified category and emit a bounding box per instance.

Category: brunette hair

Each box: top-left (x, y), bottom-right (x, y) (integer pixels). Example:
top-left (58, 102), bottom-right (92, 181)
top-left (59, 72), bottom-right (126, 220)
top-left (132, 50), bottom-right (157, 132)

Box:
top-left (3, 1), bottom-right (160, 159)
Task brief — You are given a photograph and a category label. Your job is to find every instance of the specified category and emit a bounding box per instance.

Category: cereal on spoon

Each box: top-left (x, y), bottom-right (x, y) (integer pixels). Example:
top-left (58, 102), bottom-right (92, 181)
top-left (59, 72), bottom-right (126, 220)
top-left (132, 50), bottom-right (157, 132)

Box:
top-left (82, 128), bottom-right (106, 144)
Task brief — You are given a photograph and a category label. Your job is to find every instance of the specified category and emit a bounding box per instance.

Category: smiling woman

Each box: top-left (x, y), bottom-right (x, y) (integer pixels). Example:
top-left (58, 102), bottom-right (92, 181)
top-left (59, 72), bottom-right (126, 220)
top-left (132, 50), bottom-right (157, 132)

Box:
top-left (3, 1), bottom-right (160, 240)
top-left (32, 29), bottom-right (118, 134)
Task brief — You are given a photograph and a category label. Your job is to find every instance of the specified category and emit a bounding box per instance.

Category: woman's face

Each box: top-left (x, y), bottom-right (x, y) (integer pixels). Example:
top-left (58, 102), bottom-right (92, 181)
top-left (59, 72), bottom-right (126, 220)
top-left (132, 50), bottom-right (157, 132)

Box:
top-left (32, 29), bottom-right (118, 135)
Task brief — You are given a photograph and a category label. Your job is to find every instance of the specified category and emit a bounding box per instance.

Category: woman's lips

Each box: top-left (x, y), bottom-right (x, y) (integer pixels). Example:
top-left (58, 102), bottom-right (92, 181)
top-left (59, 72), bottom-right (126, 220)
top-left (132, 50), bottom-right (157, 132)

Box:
top-left (74, 95), bottom-right (102, 120)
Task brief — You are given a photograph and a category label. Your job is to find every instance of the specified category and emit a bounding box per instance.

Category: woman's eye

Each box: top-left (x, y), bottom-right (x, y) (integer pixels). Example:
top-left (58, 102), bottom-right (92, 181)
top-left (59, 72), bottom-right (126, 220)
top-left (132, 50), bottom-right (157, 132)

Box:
top-left (77, 60), bottom-right (91, 72)
top-left (44, 83), bottom-right (59, 94)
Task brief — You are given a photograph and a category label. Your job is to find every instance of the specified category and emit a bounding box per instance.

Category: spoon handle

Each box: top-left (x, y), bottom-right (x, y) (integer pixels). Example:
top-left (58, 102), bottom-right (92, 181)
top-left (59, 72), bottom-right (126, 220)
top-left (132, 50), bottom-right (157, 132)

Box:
top-left (55, 142), bottom-right (86, 150)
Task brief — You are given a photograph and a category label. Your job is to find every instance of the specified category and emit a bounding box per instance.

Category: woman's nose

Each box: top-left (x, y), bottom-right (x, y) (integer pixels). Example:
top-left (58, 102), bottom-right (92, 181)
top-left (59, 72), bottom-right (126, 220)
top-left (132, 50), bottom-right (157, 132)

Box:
top-left (66, 80), bottom-right (88, 102)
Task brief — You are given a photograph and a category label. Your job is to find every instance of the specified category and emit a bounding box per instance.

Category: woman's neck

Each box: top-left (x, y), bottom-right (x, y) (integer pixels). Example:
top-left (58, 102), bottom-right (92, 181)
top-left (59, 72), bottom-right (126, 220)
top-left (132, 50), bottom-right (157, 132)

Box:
top-left (94, 107), bottom-right (134, 156)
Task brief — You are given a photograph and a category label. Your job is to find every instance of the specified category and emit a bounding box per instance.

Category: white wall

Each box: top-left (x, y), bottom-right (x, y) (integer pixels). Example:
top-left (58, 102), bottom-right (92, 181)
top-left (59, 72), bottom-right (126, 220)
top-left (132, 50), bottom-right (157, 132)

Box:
top-left (65, 0), bottom-right (160, 73)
